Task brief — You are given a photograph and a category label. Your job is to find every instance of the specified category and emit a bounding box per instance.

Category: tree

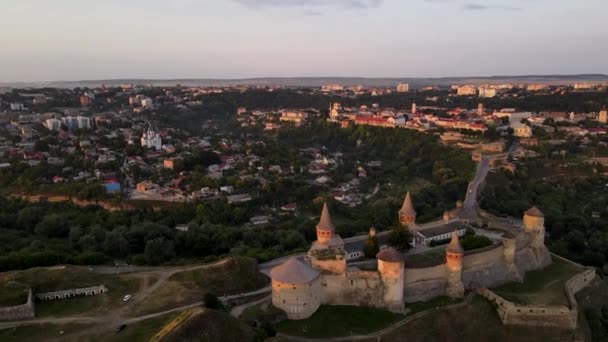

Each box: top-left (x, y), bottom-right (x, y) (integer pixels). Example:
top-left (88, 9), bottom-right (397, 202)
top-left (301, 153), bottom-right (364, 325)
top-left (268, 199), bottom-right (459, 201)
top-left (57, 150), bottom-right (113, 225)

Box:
top-left (203, 293), bottom-right (222, 310)
top-left (389, 226), bottom-right (413, 251)
top-left (144, 237), bottom-right (175, 265)
top-left (103, 231), bottom-right (130, 258)
top-left (364, 235), bottom-right (379, 258)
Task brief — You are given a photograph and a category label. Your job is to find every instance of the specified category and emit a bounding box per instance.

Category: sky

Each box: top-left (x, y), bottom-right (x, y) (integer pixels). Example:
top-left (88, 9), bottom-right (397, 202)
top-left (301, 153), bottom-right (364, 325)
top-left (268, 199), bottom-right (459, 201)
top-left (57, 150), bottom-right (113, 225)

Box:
top-left (0, 0), bottom-right (607, 82)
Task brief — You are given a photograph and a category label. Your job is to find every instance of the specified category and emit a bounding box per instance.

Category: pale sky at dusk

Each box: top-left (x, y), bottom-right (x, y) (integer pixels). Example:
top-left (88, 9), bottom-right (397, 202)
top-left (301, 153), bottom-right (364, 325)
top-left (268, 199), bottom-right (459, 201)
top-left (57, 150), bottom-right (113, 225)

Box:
top-left (1, 0), bottom-right (607, 82)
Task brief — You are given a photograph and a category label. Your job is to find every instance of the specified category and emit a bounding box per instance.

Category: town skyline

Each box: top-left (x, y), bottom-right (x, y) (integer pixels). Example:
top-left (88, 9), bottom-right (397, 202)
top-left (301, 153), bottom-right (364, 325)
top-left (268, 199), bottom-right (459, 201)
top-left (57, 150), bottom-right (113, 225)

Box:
top-left (1, 0), bottom-right (607, 82)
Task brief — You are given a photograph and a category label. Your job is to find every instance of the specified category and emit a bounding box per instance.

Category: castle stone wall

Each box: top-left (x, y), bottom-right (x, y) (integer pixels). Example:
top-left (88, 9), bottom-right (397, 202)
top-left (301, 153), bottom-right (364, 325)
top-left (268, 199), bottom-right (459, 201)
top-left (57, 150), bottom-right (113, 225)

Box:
top-left (477, 288), bottom-right (576, 329)
top-left (476, 268), bottom-right (596, 330)
top-left (272, 279), bottom-right (321, 320)
top-left (463, 243), bottom-right (503, 269)
top-left (320, 270), bottom-right (384, 308)
top-left (0, 290), bottom-right (35, 321)
top-left (404, 264), bottom-right (448, 302)
top-left (514, 245), bottom-right (551, 273)
top-left (310, 257), bottom-right (346, 275)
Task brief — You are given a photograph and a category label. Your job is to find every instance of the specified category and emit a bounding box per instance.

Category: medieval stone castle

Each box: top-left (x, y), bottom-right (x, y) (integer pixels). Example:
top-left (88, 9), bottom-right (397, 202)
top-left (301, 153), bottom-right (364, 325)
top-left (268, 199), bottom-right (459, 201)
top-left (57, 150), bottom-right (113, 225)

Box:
top-left (269, 194), bottom-right (552, 320)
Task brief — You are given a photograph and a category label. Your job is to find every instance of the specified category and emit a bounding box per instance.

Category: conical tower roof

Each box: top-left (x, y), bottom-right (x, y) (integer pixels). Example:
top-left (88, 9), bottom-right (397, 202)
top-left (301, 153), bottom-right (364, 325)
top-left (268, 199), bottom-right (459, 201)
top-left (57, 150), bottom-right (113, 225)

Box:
top-left (270, 257), bottom-right (320, 284)
top-left (446, 230), bottom-right (464, 254)
top-left (399, 192), bottom-right (416, 216)
top-left (376, 247), bottom-right (404, 263)
top-left (524, 206), bottom-right (544, 218)
top-left (316, 202), bottom-right (335, 232)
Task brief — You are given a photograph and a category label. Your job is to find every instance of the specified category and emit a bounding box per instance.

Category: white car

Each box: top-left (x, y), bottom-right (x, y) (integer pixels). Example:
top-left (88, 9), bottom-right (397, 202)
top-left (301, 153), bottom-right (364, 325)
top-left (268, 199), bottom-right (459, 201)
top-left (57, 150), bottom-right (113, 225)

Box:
top-left (122, 294), bottom-right (132, 302)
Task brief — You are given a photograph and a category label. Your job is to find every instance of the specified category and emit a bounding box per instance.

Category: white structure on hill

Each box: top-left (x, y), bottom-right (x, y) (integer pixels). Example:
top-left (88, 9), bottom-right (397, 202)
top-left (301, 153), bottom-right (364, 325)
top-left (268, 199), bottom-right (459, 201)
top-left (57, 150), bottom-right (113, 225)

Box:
top-left (141, 129), bottom-right (162, 150)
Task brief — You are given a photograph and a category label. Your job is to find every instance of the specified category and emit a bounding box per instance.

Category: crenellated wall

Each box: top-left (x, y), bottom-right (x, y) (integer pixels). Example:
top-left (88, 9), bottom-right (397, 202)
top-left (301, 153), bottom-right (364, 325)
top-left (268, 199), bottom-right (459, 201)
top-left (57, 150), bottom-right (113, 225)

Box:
top-left (0, 290), bottom-right (35, 321)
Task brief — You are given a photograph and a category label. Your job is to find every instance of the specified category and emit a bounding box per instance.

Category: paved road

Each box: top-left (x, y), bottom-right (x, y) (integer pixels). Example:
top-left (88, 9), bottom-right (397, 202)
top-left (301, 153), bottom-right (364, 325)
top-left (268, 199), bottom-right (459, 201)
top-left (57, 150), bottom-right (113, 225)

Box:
top-left (461, 157), bottom-right (490, 218)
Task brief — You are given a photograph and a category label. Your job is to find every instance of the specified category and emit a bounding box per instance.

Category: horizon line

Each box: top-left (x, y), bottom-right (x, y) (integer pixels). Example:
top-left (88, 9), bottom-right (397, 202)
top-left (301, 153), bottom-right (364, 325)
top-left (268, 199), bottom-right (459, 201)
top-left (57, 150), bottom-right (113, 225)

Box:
top-left (3, 73), bottom-right (608, 86)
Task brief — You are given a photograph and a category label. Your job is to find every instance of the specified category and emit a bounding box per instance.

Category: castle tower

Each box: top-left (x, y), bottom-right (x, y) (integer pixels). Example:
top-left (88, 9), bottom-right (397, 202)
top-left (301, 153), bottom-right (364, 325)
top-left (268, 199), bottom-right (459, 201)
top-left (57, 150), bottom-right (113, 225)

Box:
top-left (270, 257), bottom-right (321, 320)
top-left (399, 192), bottom-right (417, 227)
top-left (308, 202), bottom-right (345, 274)
top-left (501, 232), bottom-right (522, 281)
top-left (376, 248), bottom-right (405, 313)
top-left (316, 202), bottom-right (335, 245)
top-left (523, 206), bottom-right (545, 248)
top-left (445, 231), bottom-right (465, 299)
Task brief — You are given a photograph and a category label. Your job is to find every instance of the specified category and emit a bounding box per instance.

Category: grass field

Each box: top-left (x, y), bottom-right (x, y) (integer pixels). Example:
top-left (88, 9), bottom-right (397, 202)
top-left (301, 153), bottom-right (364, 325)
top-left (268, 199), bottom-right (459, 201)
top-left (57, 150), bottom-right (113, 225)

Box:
top-left (379, 295), bottom-right (575, 342)
top-left (492, 258), bottom-right (582, 305)
top-left (130, 257), bottom-right (269, 316)
top-left (0, 282), bottom-right (29, 306)
top-left (0, 323), bottom-right (95, 341)
top-left (406, 296), bottom-right (462, 315)
top-left (35, 274), bottom-right (140, 317)
top-left (239, 299), bottom-right (284, 322)
top-left (275, 305), bottom-right (405, 338)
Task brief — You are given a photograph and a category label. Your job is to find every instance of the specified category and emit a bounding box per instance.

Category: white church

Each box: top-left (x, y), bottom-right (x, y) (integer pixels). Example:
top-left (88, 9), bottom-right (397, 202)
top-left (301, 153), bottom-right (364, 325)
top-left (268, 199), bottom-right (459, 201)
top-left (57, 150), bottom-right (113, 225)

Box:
top-left (141, 129), bottom-right (162, 150)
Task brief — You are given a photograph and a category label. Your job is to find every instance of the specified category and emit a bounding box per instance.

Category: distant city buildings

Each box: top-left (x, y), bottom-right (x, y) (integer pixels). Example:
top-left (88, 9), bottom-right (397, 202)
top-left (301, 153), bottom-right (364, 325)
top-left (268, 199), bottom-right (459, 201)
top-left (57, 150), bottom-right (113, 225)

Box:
top-left (280, 110), bottom-right (309, 126)
top-left (321, 84), bottom-right (344, 92)
top-left (62, 116), bottom-right (91, 130)
top-left (478, 87), bottom-right (497, 98)
top-left (456, 85), bottom-right (477, 96)
top-left (599, 108), bottom-right (607, 124)
top-left (396, 83), bottom-right (409, 93)
top-left (512, 123), bottom-right (533, 138)
top-left (45, 118), bottom-right (63, 131)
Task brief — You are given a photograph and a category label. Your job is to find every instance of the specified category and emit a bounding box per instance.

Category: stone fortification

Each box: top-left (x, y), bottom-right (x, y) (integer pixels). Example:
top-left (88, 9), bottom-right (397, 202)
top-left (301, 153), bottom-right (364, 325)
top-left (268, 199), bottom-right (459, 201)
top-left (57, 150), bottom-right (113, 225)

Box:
top-left (477, 267), bottom-right (596, 330)
top-left (0, 290), bottom-right (35, 321)
top-left (269, 200), bottom-right (589, 326)
top-left (35, 285), bottom-right (108, 300)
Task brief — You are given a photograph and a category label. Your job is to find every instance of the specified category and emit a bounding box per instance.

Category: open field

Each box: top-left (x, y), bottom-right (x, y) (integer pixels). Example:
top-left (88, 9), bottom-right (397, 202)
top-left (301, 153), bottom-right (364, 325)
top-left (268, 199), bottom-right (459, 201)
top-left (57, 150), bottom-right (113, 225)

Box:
top-left (275, 305), bottom-right (405, 338)
top-left (0, 323), bottom-right (96, 341)
top-left (0, 265), bottom-right (142, 317)
top-left (492, 257), bottom-right (582, 305)
top-left (379, 295), bottom-right (575, 342)
top-left (129, 257), bottom-right (269, 316)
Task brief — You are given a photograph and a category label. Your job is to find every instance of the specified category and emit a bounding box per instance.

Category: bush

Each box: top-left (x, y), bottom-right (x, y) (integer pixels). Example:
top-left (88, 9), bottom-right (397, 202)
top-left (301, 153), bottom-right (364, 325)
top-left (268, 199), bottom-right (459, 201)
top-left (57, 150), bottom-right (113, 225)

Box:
top-left (461, 235), bottom-right (493, 251)
top-left (203, 292), bottom-right (223, 310)
top-left (429, 238), bottom-right (451, 247)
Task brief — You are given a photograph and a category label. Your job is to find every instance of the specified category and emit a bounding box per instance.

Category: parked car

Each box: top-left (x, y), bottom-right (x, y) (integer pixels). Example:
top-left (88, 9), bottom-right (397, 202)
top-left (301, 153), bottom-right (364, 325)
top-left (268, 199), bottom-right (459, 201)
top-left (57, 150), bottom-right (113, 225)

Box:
top-left (122, 294), bottom-right (132, 302)
top-left (115, 324), bottom-right (127, 333)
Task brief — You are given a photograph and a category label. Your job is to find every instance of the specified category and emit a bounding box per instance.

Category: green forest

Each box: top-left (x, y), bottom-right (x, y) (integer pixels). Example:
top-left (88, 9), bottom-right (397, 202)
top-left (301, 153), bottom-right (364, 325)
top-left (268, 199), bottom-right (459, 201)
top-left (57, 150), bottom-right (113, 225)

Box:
top-left (481, 165), bottom-right (608, 268)
top-left (0, 120), bottom-right (475, 271)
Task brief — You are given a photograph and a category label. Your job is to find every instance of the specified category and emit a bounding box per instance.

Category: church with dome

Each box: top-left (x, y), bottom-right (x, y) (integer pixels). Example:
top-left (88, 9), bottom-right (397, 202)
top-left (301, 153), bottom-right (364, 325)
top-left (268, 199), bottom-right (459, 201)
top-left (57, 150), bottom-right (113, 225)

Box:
top-left (269, 194), bottom-right (552, 320)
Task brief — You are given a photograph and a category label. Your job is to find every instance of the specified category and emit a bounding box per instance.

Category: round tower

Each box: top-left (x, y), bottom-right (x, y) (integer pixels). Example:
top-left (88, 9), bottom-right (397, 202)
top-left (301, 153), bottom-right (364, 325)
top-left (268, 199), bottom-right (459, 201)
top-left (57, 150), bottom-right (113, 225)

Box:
top-left (376, 248), bottom-right (405, 313)
top-left (445, 231), bottom-right (465, 298)
top-left (398, 192), bottom-right (417, 227)
top-left (523, 206), bottom-right (545, 248)
top-left (411, 102), bottom-right (417, 114)
top-left (270, 257), bottom-right (321, 320)
top-left (316, 202), bottom-right (335, 245)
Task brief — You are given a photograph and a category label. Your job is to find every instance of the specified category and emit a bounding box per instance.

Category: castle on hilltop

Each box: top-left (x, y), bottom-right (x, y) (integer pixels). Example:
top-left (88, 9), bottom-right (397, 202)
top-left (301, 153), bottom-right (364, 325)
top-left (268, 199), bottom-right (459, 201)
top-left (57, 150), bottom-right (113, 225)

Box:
top-left (269, 194), bottom-right (552, 320)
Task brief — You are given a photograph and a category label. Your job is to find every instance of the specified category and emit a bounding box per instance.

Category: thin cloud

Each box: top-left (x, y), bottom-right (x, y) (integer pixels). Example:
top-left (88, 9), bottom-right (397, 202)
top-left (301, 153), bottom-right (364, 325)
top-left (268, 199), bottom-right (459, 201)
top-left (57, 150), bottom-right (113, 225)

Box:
top-left (426, 0), bottom-right (523, 11)
top-left (463, 3), bottom-right (521, 11)
top-left (233, 0), bottom-right (383, 10)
